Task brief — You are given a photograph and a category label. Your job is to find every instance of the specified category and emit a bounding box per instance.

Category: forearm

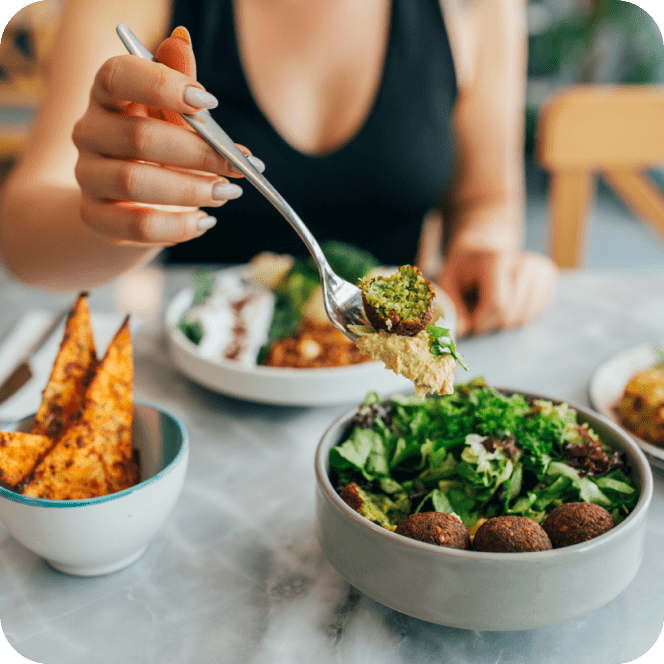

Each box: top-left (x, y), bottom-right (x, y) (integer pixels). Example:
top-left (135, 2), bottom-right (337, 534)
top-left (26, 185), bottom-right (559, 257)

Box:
top-left (0, 177), bottom-right (160, 291)
top-left (443, 193), bottom-right (525, 256)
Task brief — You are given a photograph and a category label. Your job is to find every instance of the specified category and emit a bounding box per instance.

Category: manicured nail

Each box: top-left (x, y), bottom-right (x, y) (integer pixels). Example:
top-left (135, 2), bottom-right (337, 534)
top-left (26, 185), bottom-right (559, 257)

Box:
top-left (212, 182), bottom-right (243, 200)
top-left (197, 216), bottom-right (217, 231)
top-left (247, 155), bottom-right (265, 172)
top-left (171, 26), bottom-right (191, 45)
top-left (184, 86), bottom-right (218, 109)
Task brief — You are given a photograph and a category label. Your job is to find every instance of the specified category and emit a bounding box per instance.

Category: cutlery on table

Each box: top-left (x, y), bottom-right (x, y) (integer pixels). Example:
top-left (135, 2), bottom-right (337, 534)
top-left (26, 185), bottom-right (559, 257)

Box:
top-left (116, 23), bottom-right (367, 340)
top-left (0, 308), bottom-right (69, 406)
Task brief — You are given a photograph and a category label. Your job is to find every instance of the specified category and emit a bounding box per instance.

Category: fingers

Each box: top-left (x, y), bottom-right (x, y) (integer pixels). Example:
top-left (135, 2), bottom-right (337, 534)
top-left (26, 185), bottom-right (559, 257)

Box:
top-left (91, 54), bottom-right (216, 115)
top-left (154, 27), bottom-right (197, 127)
top-left (75, 152), bottom-right (242, 209)
top-left (80, 196), bottom-right (217, 246)
top-left (470, 258), bottom-right (513, 335)
top-left (76, 26), bottom-right (269, 248)
top-left (438, 269), bottom-right (472, 338)
top-left (440, 250), bottom-right (558, 337)
top-left (511, 252), bottom-right (558, 322)
top-left (155, 27), bottom-right (196, 78)
top-left (74, 107), bottom-right (242, 178)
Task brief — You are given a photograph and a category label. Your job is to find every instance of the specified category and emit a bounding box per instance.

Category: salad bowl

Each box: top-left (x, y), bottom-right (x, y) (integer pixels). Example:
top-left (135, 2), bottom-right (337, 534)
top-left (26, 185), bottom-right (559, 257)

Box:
top-left (314, 386), bottom-right (653, 631)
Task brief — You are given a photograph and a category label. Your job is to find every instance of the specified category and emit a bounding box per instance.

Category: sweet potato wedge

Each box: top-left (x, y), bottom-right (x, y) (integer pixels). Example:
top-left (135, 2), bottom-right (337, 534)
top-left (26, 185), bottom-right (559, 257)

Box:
top-left (22, 316), bottom-right (138, 499)
top-left (21, 422), bottom-right (108, 499)
top-left (31, 293), bottom-right (97, 439)
top-left (0, 431), bottom-right (54, 489)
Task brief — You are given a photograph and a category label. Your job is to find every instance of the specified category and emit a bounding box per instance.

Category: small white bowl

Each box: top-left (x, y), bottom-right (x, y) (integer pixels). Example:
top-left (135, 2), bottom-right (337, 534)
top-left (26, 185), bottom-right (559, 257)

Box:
top-left (315, 390), bottom-right (653, 631)
top-left (0, 402), bottom-right (189, 576)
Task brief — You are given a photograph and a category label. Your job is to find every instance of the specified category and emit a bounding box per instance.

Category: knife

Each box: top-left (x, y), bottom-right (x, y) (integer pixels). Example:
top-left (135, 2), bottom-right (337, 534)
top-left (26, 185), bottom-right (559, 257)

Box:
top-left (0, 308), bottom-right (70, 405)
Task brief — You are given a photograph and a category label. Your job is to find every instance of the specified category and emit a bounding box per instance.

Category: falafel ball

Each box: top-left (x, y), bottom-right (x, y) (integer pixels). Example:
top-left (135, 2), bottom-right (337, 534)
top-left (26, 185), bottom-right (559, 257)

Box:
top-left (472, 516), bottom-right (553, 553)
top-left (542, 502), bottom-right (615, 548)
top-left (339, 482), bottom-right (364, 511)
top-left (358, 265), bottom-right (436, 336)
top-left (394, 512), bottom-right (471, 550)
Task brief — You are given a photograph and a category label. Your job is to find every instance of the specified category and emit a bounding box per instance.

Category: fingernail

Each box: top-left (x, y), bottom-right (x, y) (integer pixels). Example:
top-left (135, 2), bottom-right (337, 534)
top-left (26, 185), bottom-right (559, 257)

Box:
top-left (212, 182), bottom-right (243, 200)
top-left (184, 86), bottom-right (218, 109)
top-left (171, 26), bottom-right (191, 45)
top-left (197, 216), bottom-right (217, 231)
top-left (247, 155), bottom-right (265, 172)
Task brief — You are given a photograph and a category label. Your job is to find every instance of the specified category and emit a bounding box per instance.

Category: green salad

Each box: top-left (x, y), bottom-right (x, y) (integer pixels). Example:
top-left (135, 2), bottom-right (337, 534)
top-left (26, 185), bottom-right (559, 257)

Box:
top-left (329, 378), bottom-right (639, 531)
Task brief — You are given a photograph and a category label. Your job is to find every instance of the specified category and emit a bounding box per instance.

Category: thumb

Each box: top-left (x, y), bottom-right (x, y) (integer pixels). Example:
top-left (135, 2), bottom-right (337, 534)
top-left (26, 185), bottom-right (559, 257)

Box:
top-left (154, 26), bottom-right (197, 79)
top-left (154, 26), bottom-right (199, 127)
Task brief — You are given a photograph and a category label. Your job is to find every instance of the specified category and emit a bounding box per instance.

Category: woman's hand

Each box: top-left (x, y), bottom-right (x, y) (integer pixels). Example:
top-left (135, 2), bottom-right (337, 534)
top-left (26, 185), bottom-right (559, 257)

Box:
top-left (72, 27), bottom-right (262, 247)
top-left (439, 237), bottom-right (558, 338)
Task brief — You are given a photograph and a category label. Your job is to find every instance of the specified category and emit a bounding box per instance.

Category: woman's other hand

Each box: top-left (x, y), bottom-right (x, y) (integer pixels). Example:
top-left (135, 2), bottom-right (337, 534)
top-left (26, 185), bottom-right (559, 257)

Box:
top-left (72, 27), bottom-right (262, 247)
top-left (439, 244), bottom-right (557, 338)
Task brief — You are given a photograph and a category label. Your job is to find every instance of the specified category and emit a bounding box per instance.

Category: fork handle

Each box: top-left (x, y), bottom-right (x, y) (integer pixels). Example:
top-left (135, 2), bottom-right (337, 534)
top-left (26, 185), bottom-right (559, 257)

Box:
top-left (116, 24), bottom-right (332, 282)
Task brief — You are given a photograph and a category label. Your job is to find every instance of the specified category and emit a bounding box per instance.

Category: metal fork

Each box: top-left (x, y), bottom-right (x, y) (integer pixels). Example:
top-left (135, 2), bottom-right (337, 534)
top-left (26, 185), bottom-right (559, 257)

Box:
top-left (116, 24), bottom-right (367, 340)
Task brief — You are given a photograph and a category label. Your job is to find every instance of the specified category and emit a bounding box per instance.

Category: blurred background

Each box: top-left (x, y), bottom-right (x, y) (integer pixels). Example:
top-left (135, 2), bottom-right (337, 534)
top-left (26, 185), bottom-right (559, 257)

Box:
top-left (0, 0), bottom-right (663, 269)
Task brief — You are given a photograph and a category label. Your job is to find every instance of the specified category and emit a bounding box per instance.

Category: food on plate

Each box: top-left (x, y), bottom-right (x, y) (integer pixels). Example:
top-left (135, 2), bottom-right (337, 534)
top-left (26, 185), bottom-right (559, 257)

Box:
top-left (249, 251), bottom-right (295, 290)
top-left (351, 265), bottom-right (467, 398)
top-left (471, 515), bottom-right (552, 552)
top-left (177, 267), bottom-right (276, 367)
top-left (329, 378), bottom-right (639, 552)
top-left (358, 265), bottom-right (435, 335)
top-left (262, 319), bottom-right (371, 368)
top-left (177, 241), bottom-right (383, 369)
top-left (542, 501), bottom-right (615, 548)
top-left (394, 512), bottom-right (471, 549)
top-left (0, 294), bottom-right (139, 499)
top-left (616, 350), bottom-right (664, 444)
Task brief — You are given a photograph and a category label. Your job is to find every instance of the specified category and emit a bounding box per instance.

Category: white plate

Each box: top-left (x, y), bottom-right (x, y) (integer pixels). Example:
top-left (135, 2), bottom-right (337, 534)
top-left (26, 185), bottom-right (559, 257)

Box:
top-left (164, 267), bottom-right (458, 406)
top-left (589, 342), bottom-right (664, 471)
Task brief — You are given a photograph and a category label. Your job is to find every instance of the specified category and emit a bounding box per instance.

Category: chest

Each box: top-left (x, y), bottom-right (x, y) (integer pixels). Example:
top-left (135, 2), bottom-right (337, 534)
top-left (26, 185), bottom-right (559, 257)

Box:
top-left (233, 0), bottom-right (391, 155)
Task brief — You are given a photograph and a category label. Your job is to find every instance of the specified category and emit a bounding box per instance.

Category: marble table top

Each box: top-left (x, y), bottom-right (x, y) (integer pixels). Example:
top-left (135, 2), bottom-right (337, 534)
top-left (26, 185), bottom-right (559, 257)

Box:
top-left (1, 265), bottom-right (664, 664)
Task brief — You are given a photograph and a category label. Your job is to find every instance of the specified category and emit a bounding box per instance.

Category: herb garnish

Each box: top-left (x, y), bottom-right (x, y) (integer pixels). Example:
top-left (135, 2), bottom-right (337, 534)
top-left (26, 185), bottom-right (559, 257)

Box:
top-left (427, 325), bottom-right (469, 370)
top-left (178, 269), bottom-right (214, 344)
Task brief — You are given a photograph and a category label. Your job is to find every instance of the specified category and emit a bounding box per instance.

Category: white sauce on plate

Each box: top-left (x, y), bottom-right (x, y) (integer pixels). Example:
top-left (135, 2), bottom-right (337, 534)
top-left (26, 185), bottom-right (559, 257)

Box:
top-left (184, 271), bottom-right (275, 367)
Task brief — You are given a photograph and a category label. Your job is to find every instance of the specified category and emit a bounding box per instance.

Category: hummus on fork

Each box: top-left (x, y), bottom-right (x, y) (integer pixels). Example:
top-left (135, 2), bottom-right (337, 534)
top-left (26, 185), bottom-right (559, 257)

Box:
top-left (351, 325), bottom-right (456, 398)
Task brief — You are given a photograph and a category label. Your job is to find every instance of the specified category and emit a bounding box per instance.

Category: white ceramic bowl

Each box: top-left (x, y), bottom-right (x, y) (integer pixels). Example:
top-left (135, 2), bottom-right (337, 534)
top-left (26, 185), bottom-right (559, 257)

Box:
top-left (0, 402), bottom-right (189, 576)
top-left (165, 275), bottom-right (458, 406)
top-left (315, 390), bottom-right (653, 631)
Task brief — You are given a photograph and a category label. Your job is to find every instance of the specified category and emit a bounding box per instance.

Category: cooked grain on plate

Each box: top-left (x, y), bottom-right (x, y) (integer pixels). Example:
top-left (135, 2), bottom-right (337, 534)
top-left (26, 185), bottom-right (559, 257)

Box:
top-left (261, 319), bottom-right (372, 369)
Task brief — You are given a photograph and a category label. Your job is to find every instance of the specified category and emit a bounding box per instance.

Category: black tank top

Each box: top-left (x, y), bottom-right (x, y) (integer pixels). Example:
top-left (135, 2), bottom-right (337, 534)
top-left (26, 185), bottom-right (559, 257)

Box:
top-left (165, 0), bottom-right (457, 266)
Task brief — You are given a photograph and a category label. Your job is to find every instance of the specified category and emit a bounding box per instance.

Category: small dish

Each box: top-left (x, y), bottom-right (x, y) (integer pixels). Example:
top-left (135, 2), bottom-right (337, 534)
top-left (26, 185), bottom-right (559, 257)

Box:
top-left (164, 266), bottom-right (458, 406)
top-left (589, 342), bottom-right (664, 471)
top-left (315, 390), bottom-right (653, 630)
top-left (0, 402), bottom-right (189, 576)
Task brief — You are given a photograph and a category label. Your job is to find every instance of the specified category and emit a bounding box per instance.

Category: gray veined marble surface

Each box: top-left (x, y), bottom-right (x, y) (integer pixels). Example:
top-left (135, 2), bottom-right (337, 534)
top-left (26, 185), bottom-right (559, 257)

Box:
top-left (1, 266), bottom-right (664, 664)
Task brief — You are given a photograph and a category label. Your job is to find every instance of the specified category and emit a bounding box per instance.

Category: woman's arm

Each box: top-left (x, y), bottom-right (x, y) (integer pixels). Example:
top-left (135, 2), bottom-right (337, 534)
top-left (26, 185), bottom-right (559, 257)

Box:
top-left (0, 0), bottom-right (171, 289)
top-left (0, 0), bottom-right (257, 291)
top-left (437, 0), bottom-right (557, 336)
